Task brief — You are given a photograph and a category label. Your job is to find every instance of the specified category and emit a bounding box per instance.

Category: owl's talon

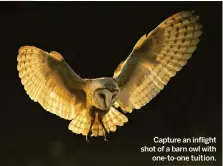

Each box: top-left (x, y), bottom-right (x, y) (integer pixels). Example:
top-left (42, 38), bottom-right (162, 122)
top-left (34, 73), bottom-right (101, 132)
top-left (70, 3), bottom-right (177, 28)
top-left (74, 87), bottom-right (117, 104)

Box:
top-left (104, 137), bottom-right (108, 142)
top-left (86, 135), bottom-right (90, 143)
top-left (103, 132), bottom-right (108, 142)
top-left (86, 118), bottom-right (94, 143)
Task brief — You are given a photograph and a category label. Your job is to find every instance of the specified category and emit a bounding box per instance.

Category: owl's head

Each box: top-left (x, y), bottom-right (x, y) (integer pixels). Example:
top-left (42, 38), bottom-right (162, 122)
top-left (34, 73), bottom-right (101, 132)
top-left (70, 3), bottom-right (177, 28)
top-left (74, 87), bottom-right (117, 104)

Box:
top-left (87, 78), bottom-right (119, 110)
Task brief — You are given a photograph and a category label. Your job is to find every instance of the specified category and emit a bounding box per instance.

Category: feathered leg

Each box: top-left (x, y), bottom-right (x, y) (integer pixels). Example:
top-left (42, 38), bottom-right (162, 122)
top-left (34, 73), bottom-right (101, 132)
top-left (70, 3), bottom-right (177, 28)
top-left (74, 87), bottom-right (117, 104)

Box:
top-left (98, 115), bottom-right (108, 141)
top-left (99, 110), bottom-right (110, 141)
top-left (86, 118), bottom-right (94, 142)
top-left (86, 109), bottom-right (96, 143)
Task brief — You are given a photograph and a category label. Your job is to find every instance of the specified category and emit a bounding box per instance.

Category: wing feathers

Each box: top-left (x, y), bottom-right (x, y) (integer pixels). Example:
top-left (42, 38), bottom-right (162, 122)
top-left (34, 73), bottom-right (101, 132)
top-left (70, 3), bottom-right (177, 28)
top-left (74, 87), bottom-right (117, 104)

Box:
top-left (103, 107), bottom-right (128, 132)
top-left (17, 46), bottom-right (86, 120)
top-left (68, 107), bottom-right (128, 137)
top-left (68, 109), bottom-right (91, 136)
top-left (114, 11), bottom-right (203, 113)
top-left (133, 34), bottom-right (147, 50)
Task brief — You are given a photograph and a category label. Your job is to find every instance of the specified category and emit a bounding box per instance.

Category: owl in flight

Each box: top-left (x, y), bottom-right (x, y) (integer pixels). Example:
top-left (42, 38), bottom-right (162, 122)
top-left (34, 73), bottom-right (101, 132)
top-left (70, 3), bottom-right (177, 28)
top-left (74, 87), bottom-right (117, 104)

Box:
top-left (17, 11), bottom-right (202, 141)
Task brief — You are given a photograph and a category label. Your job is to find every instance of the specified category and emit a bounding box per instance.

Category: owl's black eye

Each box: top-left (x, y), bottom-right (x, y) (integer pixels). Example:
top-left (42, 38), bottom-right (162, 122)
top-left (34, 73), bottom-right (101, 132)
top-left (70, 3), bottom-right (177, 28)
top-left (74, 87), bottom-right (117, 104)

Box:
top-left (112, 94), bottom-right (117, 99)
top-left (99, 93), bottom-right (106, 100)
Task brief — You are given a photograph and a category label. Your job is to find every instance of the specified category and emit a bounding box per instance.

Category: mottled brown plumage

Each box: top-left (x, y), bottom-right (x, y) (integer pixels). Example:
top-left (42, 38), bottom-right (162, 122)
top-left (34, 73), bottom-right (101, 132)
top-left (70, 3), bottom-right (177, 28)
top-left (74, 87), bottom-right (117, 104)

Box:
top-left (17, 11), bottom-right (202, 141)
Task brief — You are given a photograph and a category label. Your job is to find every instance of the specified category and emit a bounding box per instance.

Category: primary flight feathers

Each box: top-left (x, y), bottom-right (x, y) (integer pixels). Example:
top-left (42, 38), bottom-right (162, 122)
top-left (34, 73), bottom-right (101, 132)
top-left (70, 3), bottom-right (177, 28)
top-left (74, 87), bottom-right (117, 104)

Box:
top-left (17, 11), bottom-right (202, 139)
top-left (114, 10), bottom-right (202, 113)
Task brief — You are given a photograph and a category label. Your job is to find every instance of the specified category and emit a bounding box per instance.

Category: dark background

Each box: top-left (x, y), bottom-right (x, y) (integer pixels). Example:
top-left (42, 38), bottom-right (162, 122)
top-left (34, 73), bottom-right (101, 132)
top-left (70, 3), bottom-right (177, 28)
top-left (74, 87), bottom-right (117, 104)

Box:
top-left (0, 2), bottom-right (222, 166)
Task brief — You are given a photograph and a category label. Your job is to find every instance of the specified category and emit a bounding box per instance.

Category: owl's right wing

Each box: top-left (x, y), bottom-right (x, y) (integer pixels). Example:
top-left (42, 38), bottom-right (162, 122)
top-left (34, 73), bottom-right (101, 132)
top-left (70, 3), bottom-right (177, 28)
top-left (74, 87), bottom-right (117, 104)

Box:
top-left (17, 46), bottom-right (87, 120)
top-left (113, 11), bottom-right (202, 113)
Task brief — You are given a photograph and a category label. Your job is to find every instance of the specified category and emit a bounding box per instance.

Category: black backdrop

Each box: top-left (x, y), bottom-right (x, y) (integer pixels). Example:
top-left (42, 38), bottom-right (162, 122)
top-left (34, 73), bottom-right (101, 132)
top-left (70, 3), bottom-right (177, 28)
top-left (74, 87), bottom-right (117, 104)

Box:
top-left (1, 2), bottom-right (222, 166)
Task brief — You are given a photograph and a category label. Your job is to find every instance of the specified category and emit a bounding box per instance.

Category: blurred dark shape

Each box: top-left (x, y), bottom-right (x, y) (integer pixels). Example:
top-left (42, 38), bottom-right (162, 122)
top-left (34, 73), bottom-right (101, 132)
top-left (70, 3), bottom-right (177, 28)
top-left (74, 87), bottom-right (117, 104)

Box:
top-left (49, 141), bottom-right (66, 158)
top-left (28, 160), bottom-right (46, 166)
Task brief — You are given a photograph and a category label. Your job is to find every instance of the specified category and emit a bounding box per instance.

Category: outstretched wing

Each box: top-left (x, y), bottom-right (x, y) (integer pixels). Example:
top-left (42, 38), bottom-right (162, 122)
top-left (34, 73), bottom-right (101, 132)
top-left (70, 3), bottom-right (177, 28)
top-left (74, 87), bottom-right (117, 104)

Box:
top-left (113, 11), bottom-right (203, 113)
top-left (17, 46), bottom-right (86, 120)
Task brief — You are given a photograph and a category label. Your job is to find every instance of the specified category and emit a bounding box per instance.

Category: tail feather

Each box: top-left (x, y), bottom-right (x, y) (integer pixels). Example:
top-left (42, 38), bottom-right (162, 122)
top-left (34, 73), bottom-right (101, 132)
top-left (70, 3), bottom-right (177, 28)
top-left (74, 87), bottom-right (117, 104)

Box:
top-left (69, 107), bottom-right (128, 137)
top-left (91, 114), bottom-right (104, 137)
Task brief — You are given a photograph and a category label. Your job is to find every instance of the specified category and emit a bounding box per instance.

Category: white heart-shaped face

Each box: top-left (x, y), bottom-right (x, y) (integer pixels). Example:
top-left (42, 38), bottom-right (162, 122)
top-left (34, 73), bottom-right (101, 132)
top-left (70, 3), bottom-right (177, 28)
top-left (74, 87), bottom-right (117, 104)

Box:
top-left (93, 88), bottom-right (119, 110)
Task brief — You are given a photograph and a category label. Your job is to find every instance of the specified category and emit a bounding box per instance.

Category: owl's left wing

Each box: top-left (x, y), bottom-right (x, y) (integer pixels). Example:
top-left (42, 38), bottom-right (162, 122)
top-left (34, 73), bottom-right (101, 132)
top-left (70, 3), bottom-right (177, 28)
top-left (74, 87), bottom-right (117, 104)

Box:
top-left (113, 11), bottom-right (203, 113)
top-left (17, 46), bottom-right (87, 120)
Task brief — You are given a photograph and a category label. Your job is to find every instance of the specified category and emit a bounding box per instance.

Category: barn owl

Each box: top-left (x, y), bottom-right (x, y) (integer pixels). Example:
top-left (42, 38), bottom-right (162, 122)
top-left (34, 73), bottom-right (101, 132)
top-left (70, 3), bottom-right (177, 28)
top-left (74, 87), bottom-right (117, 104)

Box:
top-left (17, 11), bottom-right (202, 141)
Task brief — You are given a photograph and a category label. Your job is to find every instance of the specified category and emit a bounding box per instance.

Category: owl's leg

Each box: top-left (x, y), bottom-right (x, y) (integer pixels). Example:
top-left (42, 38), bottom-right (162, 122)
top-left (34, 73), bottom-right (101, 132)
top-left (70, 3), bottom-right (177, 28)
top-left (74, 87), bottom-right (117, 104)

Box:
top-left (86, 118), bottom-right (94, 143)
top-left (98, 112), bottom-right (109, 142)
top-left (86, 109), bottom-right (96, 142)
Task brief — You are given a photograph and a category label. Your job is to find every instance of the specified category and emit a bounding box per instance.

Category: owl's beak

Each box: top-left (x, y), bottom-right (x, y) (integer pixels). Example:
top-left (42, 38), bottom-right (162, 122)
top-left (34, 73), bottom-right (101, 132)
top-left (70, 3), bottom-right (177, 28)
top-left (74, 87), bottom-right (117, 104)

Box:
top-left (105, 103), bottom-right (112, 109)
